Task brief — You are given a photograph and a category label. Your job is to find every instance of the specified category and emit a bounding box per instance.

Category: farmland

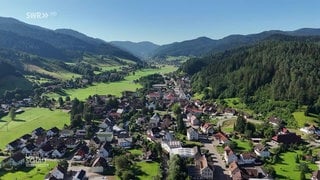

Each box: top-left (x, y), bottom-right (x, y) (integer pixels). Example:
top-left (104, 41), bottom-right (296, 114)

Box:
top-left (47, 65), bottom-right (177, 100)
top-left (0, 108), bottom-right (69, 149)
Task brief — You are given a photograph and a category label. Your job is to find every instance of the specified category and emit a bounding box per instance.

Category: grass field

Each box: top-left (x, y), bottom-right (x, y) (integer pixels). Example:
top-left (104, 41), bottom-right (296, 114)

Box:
top-left (293, 107), bottom-right (319, 127)
top-left (0, 108), bottom-right (69, 149)
top-left (129, 149), bottom-right (143, 156)
top-left (0, 160), bottom-right (57, 180)
top-left (221, 119), bottom-right (236, 133)
top-left (47, 65), bottom-right (177, 100)
top-left (136, 161), bottom-right (160, 180)
top-left (231, 138), bottom-right (252, 152)
top-left (273, 150), bottom-right (318, 179)
top-left (224, 98), bottom-right (254, 114)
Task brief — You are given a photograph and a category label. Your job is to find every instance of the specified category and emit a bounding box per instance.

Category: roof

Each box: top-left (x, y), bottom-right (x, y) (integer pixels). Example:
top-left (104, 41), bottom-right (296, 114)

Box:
top-left (33, 127), bottom-right (45, 135)
top-left (25, 143), bottom-right (36, 151)
top-left (241, 152), bottom-right (256, 160)
top-left (20, 134), bottom-right (32, 140)
top-left (92, 157), bottom-right (107, 167)
top-left (272, 132), bottom-right (301, 144)
top-left (48, 127), bottom-right (60, 133)
top-left (214, 132), bottom-right (229, 142)
top-left (187, 127), bottom-right (197, 133)
top-left (75, 169), bottom-right (86, 179)
top-left (254, 144), bottom-right (268, 152)
top-left (11, 152), bottom-right (25, 162)
top-left (8, 139), bottom-right (21, 148)
top-left (41, 143), bottom-right (54, 152)
top-left (312, 170), bottom-right (320, 180)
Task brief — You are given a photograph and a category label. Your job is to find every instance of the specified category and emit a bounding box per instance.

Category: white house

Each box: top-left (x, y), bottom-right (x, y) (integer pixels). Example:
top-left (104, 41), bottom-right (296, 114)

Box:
top-left (150, 113), bottom-right (161, 127)
top-left (238, 152), bottom-right (256, 165)
top-left (170, 147), bottom-right (198, 158)
top-left (161, 140), bottom-right (182, 153)
top-left (97, 129), bottom-right (113, 142)
top-left (187, 128), bottom-right (199, 141)
top-left (60, 129), bottom-right (74, 137)
top-left (254, 144), bottom-right (270, 158)
top-left (118, 137), bottom-right (132, 148)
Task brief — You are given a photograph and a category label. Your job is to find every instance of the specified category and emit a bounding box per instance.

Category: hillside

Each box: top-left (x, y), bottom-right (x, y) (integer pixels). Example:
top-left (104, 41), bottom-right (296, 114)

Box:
top-left (152, 28), bottom-right (320, 58)
top-left (0, 17), bottom-right (140, 63)
top-left (110, 41), bottom-right (159, 59)
top-left (183, 38), bottom-right (320, 107)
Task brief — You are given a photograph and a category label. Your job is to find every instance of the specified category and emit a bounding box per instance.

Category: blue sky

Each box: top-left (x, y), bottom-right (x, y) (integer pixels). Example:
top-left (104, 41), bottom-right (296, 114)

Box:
top-left (0, 0), bottom-right (319, 45)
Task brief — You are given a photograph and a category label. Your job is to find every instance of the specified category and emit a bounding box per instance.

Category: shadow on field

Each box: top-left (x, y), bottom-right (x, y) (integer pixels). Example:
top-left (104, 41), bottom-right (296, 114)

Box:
top-left (12, 119), bottom-right (26, 122)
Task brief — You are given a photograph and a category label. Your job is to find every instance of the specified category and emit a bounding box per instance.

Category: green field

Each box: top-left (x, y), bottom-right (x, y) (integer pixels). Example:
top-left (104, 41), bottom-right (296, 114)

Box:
top-left (273, 150), bottom-right (318, 179)
top-left (0, 160), bottom-right (57, 180)
top-left (231, 138), bottom-right (252, 152)
top-left (47, 66), bottom-right (177, 100)
top-left (136, 161), bottom-right (160, 180)
top-left (224, 98), bottom-right (254, 114)
top-left (221, 119), bottom-right (236, 133)
top-left (293, 108), bottom-right (319, 127)
top-left (129, 149), bottom-right (143, 156)
top-left (0, 108), bottom-right (69, 149)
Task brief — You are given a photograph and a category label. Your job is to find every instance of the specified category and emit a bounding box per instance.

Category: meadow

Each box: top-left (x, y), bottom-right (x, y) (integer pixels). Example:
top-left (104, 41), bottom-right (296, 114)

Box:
top-left (0, 108), bottom-right (69, 149)
top-left (272, 150), bottom-right (318, 179)
top-left (47, 65), bottom-right (177, 100)
top-left (0, 160), bottom-right (57, 180)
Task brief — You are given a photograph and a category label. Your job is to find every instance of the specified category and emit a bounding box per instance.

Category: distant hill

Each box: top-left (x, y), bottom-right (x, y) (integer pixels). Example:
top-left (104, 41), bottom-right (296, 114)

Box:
top-left (152, 28), bottom-right (320, 58)
top-left (182, 35), bottom-right (320, 107)
top-left (0, 17), bottom-right (141, 63)
top-left (110, 41), bottom-right (159, 59)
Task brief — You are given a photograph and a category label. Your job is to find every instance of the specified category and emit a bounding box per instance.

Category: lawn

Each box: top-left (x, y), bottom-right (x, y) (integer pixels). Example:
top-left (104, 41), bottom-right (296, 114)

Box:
top-left (0, 108), bottom-right (69, 149)
top-left (221, 119), bottom-right (236, 133)
top-left (136, 161), bottom-right (160, 180)
top-left (224, 98), bottom-right (254, 114)
top-left (293, 111), bottom-right (318, 128)
top-left (129, 149), bottom-right (143, 156)
top-left (0, 160), bottom-right (57, 180)
top-left (273, 150), bottom-right (318, 179)
top-left (47, 66), bottom-right (177, 100)
top-left (231, 138), bottom-right (252, 152)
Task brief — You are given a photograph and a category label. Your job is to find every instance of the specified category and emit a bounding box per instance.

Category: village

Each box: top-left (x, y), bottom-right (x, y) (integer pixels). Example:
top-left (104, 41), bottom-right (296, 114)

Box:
top-left (1, 72), bottom-right (320, 180)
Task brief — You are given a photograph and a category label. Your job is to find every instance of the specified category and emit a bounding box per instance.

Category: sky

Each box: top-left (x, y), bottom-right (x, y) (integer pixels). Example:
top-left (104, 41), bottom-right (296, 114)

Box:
top-left (0, 0), bottom-right (319, 45)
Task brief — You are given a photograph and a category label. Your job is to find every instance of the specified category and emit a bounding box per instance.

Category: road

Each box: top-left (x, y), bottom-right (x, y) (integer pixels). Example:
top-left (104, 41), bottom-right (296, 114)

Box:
top-left (201, 137), bottom-right (230, 180)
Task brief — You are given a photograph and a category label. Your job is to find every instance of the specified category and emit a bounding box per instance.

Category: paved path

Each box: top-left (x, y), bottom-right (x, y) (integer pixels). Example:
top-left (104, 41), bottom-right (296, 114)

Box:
top-left (202, 139), bottom-right (230, 179)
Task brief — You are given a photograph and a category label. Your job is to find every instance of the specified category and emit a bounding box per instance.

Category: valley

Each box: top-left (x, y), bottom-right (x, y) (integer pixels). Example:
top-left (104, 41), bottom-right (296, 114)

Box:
top-left (0, 8), bottom-right (320, 180)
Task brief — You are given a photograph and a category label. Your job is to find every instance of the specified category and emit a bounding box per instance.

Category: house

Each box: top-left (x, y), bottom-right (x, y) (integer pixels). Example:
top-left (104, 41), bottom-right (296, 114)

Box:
top-left (47, 127), bottom-right (60, 137)
top-left (90, 136), bottom-right (101, 148)
top-left (195, 154), bottom-right (214, 179)
top-left (224, 146), bottom-right (238, 164)
top-left (187, 113), bottom-right (200, 126)
top-left (311, 170), bottom-right (320, 180)
top-left (73, 169), bottom-right (86, 180)
top-left (64, 137), bottom-right (80, 149)
top-left (51, 145), bottom-right (67, 158)
top-left (73, 145), bottom-right (90, 161)
top-left (6, 139), bottom-right (23, 151)
top-left (32, 127), bottom-right (46, 139)
top-left (21, 143), bottom-right (37, 155)
top-left (99, 142), bottom-right (111, 158)
top-left (118, 137), bottom-right (132, 148)
top-left (187, 127), bottom-right (199, 141)
top-left (145, 102), bottom-right (156, 110)
top-left (254, 144), bottom-right (270, 158)
top-left (161, 140), bottom-right (182, 153)
top-left (238, 152), bottom-right (256, 165)
top-left (201, 123), bottom-right (214, 134)
top-left (149, 113), bottom-right (161, 127)
top-left (96, 129), bottom-right (113, 142)
top-left (1, 152), bottom-right (25, 168)
top-left (300, 125), bottom-right (320, 135)
top-left (47, 165), bottom-right (67, 180)
top-left (170, 147), bottom-right (198, 158)
top-left (91, 157), bottom-right (107, 173)
top-left (20, 134), bottom-right (32, 144)
top-left (39, 143), bottom-right (54, 157)
top-left (214, 132), bottom-right (230, 144)
top-left (76, 129), bottom-right (86, 137)
top-left (34, 134), bottom-right (48, 147)
top-left (272, 128), bottom-right (301, 144)
top-left (60, 129), bottom-right (74, 137)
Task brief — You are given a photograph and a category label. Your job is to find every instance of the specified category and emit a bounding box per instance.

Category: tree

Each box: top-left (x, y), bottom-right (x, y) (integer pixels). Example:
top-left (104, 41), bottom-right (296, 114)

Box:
top-left (176, 114), bottom-right (186, 134)
top-left (58, 97), bottom-right (64, 107)
top-left (9, 107), bottom-right (16, 121)
top-left (234, 116), bottom-right (246, 133)
top-left (172, 103), bottom-right (182, 115)
top-left (300, 171), bottom-right (306, 180)
top-left (65, 96), bottom-right (71, 102)
top-left (58, 160), bottom-right (68, 170)
top-left (295, 154), bottom-right (300, 163)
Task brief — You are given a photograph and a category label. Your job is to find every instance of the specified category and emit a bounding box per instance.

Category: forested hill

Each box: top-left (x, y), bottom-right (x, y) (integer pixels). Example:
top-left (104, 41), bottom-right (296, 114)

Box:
top-left (183, 38), bottom-right (320, 106)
